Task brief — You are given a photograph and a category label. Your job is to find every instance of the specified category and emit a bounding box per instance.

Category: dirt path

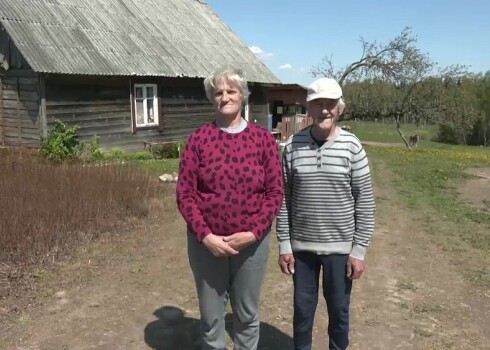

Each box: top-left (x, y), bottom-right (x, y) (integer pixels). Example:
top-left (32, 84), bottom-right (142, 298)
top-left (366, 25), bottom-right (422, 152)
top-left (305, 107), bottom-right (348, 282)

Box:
top-left (2, 161), bottom-right (490, 350)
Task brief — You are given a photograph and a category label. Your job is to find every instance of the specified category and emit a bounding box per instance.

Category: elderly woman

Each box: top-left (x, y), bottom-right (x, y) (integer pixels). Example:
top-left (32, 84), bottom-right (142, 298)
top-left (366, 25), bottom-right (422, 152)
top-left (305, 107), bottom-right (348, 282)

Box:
top-left (176, 67), bottom-right (283, 350)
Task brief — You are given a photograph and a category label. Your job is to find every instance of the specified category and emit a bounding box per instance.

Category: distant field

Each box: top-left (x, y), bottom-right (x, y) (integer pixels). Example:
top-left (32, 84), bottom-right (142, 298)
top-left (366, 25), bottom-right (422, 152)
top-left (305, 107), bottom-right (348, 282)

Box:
top-left (342, 120), bottom-right (440, 148)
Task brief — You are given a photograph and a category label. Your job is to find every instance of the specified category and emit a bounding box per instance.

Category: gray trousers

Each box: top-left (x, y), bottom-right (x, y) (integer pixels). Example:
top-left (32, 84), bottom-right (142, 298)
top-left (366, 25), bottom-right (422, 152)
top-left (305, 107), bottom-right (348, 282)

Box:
top-left (187, 232), bottom-right (270, 350)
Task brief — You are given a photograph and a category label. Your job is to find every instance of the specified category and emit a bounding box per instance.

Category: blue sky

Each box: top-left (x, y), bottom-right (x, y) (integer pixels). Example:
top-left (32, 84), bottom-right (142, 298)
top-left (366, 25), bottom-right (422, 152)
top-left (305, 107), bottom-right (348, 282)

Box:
top-left (206, 0), bottom-right (490, 86)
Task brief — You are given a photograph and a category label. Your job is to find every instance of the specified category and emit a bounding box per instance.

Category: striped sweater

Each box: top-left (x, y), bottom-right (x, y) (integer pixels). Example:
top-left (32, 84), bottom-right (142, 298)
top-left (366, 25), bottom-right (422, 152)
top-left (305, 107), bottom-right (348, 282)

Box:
top-left (276, 126), bottom-right (375, 260)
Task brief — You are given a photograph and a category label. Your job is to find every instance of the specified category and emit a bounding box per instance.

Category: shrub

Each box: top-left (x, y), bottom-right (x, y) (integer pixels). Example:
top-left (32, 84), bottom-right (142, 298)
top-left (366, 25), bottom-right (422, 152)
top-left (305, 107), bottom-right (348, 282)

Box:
top-left (151, 141), bottom-right (184, 159)
top-left (436, 124), bottom-right (460, 144)
top-left (40, 120), bottom-right (85, 162)
top-left (108, 148), bottom-right (124, 159)
top-left (88, 135), bottom-right (104, 161)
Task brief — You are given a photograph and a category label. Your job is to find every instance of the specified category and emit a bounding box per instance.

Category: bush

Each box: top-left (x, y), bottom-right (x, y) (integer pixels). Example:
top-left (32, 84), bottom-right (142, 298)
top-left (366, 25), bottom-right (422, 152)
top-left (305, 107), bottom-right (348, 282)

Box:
top-left (40, 120), bottom-right (84, 162)
top-left (151, 141), bottom-right (184, 159)
top-left (88, 136), bottom-right (104, 161)
top-left (108, 148), bottom-right (124, 159)
top-left (436, 124), bottom-right (462, 144)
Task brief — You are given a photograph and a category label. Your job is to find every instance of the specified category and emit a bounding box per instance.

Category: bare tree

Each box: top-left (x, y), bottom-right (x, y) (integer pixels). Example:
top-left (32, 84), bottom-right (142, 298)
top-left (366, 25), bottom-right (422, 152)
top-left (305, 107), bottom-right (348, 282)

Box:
top-left (311, 27), bottom-right (467, 150)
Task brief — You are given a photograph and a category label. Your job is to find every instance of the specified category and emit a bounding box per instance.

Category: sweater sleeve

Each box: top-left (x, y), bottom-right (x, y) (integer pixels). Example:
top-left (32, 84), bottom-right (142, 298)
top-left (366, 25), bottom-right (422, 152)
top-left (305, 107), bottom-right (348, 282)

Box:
top-left (276, 144), bottom-right (293, 254)
top-left (176, 133), bottom-right (212, 242)
top-left (249, 132), bottom-right (284, 240)
top-left (350, 145), bottom-right (376, 260)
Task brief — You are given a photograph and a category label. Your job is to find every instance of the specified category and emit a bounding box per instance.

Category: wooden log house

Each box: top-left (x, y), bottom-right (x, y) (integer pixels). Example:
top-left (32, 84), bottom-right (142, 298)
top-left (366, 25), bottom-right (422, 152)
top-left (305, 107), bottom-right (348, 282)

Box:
top-left (0, 0), bottom-right (280, 151)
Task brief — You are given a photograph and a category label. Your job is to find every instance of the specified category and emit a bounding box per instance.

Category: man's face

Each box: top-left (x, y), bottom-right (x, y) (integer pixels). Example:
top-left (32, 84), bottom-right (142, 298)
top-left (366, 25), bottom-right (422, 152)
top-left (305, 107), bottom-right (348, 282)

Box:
top-left (308, 98), bottom-right (340, 130)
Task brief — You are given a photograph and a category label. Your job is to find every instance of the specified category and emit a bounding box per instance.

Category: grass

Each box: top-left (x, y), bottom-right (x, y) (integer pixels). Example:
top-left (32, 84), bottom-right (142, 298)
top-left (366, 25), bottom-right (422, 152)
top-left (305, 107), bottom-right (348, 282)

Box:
top-left (367, 145), bottom-right (490, 285)
top-left (0, 148), bottom-right (159, 267)
top-left (343, 120), bottom-right (438, 146)
top-left (101, 149), bottom-right (180, 176)
top-left (343, 120), bottom-right (488, 151)
top-left (397, 281), bottom-right (418, 292)
top-left (136, 158), bottom-right (180, 176)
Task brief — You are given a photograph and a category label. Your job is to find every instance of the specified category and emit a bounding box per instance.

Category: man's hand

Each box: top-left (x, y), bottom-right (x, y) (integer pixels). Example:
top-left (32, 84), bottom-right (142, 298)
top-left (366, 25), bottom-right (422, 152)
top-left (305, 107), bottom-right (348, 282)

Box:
top-left (222, 231), bottom-right (257, 251)
top-left (202, 233), bottom-right (239, 257)
top-left (346, 256), bottom-right (365, 279)
top-left (278, 253), bottom-right (295, 275)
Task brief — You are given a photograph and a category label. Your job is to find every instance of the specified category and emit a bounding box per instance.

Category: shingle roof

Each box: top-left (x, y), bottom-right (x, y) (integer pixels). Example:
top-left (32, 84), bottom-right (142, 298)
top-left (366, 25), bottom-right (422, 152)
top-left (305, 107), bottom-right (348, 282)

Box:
top-left (0, 0), bottom-right (280, 83)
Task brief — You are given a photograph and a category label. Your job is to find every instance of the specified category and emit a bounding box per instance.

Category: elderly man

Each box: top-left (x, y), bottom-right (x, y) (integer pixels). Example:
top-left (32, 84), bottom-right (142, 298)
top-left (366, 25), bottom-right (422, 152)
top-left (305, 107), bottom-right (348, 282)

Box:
top-left (276, 78), bottom-right (376, 350)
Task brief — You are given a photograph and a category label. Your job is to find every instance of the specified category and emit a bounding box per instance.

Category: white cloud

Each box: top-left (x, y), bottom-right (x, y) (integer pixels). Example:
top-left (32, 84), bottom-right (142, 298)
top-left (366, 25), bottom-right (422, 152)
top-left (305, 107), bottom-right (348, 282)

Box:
top-left (249, 46), bottom-right (274, 61)
top-left (279, 63), bottom-right (292, 70)
top-left (249, 46), bottom-right (263, 55)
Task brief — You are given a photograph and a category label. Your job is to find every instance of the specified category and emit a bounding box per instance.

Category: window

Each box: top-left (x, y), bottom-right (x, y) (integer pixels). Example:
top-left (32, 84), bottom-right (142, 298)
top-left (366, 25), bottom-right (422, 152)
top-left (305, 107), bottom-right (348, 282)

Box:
top-left (133, 84), bottom-right (159, 128)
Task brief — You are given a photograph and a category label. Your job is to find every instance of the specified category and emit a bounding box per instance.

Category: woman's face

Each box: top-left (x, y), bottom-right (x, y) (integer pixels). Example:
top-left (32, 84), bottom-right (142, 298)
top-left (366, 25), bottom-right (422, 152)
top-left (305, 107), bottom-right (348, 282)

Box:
top-left (212, 79), bottom-right (243, 118)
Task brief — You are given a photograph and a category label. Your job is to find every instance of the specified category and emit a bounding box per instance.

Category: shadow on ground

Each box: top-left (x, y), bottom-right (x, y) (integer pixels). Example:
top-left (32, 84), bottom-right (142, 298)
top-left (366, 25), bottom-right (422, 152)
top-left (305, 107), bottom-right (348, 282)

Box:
top-left (144, 306), bottom-right (293, 350)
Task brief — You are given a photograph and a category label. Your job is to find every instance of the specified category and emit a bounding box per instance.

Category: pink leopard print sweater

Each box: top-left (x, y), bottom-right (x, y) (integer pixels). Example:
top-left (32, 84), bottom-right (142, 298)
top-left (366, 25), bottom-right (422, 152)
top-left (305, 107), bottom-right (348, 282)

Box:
top-left (176, 122), bottom-right (283, 242)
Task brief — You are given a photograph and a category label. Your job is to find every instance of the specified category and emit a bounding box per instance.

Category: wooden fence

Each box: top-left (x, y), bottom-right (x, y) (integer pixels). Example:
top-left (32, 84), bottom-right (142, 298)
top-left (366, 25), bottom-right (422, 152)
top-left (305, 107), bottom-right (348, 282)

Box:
top-left (278, 114), bottom-right (313, 141)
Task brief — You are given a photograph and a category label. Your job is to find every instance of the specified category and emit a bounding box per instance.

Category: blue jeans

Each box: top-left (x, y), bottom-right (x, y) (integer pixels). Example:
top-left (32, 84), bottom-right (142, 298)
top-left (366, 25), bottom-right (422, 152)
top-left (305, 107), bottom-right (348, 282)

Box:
top-left (293, 252), bottom-right (352, 350)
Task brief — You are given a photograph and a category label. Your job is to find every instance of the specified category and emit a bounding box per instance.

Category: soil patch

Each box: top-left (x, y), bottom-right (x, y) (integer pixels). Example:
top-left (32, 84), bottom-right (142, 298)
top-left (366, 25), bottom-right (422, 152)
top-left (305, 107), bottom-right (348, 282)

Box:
top-left (458, 168), bottom-right (490, 210)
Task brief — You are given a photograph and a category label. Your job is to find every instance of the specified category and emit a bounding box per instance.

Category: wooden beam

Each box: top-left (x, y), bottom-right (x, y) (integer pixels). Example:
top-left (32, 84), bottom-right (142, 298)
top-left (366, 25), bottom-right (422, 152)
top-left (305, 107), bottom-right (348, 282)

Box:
top-left (16, 75), bottom-right (21, 145)
top-left (129, 78), bottom-right (135, 134)
top-left (0, 74), bottom-right (4, 145)
top-left (39, 74), bottom-right (47, 138)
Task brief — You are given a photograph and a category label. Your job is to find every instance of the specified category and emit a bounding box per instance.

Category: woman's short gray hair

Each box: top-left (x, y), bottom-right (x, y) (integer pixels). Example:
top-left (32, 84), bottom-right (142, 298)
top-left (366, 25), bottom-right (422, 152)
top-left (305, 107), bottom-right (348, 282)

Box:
top-left (204, 67), bottom-right (249, 102)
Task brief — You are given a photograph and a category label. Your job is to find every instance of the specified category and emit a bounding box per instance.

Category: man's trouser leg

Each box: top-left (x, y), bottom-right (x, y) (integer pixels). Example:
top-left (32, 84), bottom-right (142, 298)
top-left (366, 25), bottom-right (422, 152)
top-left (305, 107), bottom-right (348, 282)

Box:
top-left (321, 254), bottom-right (352, 350)
top-left (293, 251), bottom-right (321, 350)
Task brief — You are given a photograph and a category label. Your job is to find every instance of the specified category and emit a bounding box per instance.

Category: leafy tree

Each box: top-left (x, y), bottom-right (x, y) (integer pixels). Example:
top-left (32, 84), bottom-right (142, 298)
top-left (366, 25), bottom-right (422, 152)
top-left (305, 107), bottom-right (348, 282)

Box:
top-left (312, 27), bottom-right (471, 148)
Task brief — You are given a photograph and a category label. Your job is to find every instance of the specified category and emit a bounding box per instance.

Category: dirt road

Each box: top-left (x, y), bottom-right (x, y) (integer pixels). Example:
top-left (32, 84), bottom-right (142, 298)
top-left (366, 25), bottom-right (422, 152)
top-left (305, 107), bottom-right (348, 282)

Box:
top-left (2, 159), bottom-right (489, 350)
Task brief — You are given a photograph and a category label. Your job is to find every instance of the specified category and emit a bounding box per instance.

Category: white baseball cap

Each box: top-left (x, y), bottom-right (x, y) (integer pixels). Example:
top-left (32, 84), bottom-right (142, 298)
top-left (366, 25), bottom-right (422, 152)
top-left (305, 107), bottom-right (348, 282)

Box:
top-left (306, 78), bottom-right (343, 102)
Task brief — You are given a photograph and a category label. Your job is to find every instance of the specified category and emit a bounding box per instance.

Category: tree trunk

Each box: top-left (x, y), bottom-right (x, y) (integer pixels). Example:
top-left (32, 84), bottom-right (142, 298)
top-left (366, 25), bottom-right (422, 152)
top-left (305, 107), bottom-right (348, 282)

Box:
top-left (395, 116), bottom-right (413, 151)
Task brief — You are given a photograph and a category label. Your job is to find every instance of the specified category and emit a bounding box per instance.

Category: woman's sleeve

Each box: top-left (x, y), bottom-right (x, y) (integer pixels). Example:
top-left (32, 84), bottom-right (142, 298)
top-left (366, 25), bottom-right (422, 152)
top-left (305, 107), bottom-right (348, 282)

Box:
top-left (176, 134), bottom-right (212, 242)
top-left (249, 132), bottom-right (284, 240)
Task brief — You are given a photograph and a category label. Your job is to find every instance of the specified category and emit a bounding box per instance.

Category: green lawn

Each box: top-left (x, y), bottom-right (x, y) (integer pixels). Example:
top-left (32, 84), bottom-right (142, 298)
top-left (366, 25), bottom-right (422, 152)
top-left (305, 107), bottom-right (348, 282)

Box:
top-left (367, 145), bottom-right (490, 285)
top-left (334, 121), bottom-right (489, 285)
top-left (343, 120), bottom-right (437, 144)
top-left (135, 158), bottom-right (180, 176)
top-left (340, 120), bottom-right (488, 151)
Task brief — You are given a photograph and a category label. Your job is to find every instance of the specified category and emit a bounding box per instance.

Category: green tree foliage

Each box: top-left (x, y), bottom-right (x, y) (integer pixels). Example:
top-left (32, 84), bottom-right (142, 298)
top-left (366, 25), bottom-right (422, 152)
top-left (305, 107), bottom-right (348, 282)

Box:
top-left (312, 27), bottom-right (488, 147)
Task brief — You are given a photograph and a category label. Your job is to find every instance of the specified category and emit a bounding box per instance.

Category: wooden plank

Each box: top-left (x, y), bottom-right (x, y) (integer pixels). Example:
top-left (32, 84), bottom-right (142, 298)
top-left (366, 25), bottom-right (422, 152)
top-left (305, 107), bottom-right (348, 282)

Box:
top-left (0, 69), bottom-right (38, 78)
top-left (0, 74), bottom-right (3, 145)
top-left (39, 74), bottom-right (47, 138)
top-left (4, 136), bottom-right (39, 148)
top-left (3, 109), bottom-right (39, 122)
top-left (161, 105), bottom-right (215, 114)
top-left (161, 98), bottom-right (210, 105)
top-left (3, 118), bottom-right (39, 128)
top-left (1, 89), bottom-right (39, 102)
top-left (4, 128), bottom-right (41, 140)
top-left (48, 119), bottom-right (130, 131)
top-left (46, 112), bottom-right (129, 124)
top-left (2, 99), bottom-right (39, 111)
top-left (1, 76), bottom-right (38, 85)
top-left (46, 99), bottom-right (130, 107)
top-left (2, 82), bottom-right (38, 93)
top-left (2, 109), bottom-right (41, 119)
top-left (4, 126), bottom-right (21, 138)
top-left (47, 104), bottom-right (129, 115)
top-left (77, 125), bottom-right (131, 137)
top-left (16, 76), bottom-right (21, 144)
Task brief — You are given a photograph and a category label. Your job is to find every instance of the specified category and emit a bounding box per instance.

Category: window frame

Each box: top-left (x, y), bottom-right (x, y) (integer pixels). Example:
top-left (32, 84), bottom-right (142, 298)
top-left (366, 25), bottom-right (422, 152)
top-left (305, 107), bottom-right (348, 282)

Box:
top-left (132, 83), bottom-right (160, 130)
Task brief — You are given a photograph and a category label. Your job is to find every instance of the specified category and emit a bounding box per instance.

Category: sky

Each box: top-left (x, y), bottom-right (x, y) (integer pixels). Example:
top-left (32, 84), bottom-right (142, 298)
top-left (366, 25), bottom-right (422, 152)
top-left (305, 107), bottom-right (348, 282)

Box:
top-left (205, 0), bottom-right (490, 86)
